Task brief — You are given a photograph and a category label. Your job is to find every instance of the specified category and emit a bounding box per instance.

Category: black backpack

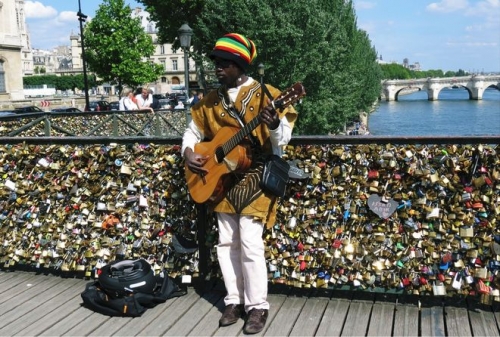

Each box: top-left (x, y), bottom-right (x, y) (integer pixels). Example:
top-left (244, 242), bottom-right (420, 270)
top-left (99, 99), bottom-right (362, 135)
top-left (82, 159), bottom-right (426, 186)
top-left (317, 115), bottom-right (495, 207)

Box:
top-left (81, 259), bottom-right (186, 317)
top-left (98, 259), bottom-right (157, 298)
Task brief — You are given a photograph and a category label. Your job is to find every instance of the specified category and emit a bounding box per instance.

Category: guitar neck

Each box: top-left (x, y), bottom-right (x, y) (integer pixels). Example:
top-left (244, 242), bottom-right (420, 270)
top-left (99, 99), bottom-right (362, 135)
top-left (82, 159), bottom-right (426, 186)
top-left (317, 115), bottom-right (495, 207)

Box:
top-left (218, 81), bottom-right (305, 159)
top-left (222, 115), bottom-right (261, 157)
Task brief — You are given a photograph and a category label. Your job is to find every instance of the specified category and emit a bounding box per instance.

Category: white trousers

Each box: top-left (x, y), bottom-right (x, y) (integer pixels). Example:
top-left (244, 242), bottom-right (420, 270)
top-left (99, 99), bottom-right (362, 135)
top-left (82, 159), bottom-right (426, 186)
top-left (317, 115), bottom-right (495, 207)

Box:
top-left (217, 213), bottom-right (269, 312)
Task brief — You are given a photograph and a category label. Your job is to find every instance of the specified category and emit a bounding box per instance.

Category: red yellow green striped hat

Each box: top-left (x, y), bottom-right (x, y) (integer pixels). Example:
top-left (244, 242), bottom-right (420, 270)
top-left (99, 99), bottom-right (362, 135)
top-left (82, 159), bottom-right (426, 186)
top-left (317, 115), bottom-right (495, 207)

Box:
top-left (210, 33), bottom-right (257, 70)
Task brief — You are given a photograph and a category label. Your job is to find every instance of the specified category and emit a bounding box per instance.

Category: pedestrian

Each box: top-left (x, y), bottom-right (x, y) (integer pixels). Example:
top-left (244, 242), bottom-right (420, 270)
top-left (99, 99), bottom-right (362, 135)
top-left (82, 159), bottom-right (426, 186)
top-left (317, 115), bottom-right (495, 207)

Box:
top-left (182, 33), bottom-right (297, 334)
top-left (188, 90), bottom-right (198, 106)
top-left (136, 87), bottom-right (154, 111)
top-left (119, 88), bottom-right (139, 111)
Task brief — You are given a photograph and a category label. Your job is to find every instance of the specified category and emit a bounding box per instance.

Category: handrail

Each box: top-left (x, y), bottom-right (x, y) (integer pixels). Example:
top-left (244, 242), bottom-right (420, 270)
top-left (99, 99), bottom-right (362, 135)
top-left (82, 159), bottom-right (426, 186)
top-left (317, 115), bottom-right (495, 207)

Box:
top-left (0, 112), bottom-right (500, 296)
top-left (0, 135), bottom-right (498, 145)
top-left (0, 109), bottom-right (187, 138)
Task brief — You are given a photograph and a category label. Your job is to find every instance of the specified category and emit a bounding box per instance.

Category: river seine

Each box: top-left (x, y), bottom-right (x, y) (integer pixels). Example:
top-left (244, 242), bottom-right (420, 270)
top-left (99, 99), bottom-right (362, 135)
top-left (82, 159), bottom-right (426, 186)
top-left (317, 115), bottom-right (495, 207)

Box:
top-left (367, 87), bottom-right (500, 136)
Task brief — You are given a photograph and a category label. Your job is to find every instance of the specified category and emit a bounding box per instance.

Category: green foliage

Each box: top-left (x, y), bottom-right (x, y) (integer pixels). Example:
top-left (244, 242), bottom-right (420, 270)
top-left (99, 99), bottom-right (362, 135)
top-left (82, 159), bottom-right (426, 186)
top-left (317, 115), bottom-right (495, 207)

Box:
top-left (24, 75), bottom-right (57, 87)
top-left (23, 75), bottom-right (95, 91)
top-left (380, 63), bottom-right (412, 79)
top-left (139, 0), bottom-right (383, 135)
top-left (381, 63), bottom-right (469, 79)
top-left (83, 0), bottom-right (163, 95)
top-left (33, 66), bottom-right (47, 74)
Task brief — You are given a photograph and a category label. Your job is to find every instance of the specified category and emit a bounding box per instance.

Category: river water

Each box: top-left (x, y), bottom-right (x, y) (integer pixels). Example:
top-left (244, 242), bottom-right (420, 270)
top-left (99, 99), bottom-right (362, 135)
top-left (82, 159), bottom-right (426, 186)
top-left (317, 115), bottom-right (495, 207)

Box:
top-left (367, 87), bottom-right (500, 136)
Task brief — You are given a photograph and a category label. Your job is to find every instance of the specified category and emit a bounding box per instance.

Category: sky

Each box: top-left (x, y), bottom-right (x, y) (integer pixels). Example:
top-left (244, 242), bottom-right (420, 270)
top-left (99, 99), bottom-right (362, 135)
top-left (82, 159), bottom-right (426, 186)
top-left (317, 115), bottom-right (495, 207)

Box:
top-left (25, 0), bottom-right (500, 73)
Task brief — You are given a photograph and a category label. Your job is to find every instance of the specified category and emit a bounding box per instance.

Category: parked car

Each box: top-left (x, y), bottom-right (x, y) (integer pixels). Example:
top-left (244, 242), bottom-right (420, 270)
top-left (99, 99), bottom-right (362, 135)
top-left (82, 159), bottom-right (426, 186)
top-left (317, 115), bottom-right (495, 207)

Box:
top-left (51, 107), bottom-right (83, 113)
top-left (109, 101), bottom-right (120, 111)
top-left (0, 110), bottom-right (16, 117)
top-left (14, 106), bottom-right (44, 113)
top-left (86, 100), bottom-right (111, 112)
top-left (153, 94), bottom-right (166, 100)
top-left (158, 98), bottom-right (177, 110)
top-left (176, 95), bottom-right (188, 103)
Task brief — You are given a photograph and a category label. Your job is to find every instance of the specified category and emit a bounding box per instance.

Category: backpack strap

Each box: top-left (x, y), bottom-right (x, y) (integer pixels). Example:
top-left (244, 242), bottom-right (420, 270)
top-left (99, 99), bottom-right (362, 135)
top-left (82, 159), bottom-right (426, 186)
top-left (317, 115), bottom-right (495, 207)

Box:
top-left (81, 281), bottom-right (147, 317)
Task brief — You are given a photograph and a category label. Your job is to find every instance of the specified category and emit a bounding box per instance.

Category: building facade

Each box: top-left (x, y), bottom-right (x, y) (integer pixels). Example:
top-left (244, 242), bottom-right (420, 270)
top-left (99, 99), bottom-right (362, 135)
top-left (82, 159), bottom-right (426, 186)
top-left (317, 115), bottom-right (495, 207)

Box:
top-left (131, 7), bottom-right (195, 95)
top-left (0, 2), bottom-right (196, 100)
top-left (0, 0), bottom-right (27, 100)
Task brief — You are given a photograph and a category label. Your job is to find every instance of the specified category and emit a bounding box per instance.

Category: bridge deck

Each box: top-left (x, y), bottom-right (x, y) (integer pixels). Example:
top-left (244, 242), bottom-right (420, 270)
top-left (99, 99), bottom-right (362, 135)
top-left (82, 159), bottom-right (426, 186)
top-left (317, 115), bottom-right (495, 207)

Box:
top-left (1, 271), bottom-right (499, 336)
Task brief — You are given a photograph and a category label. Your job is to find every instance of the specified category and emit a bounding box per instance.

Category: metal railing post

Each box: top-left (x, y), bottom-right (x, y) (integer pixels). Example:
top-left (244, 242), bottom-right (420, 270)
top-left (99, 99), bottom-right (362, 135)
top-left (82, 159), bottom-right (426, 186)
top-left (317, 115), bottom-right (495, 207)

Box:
top-left (154, 112), bottom-right (161, 137)
top-left (185, 106), bottom-right (191, 127)
top-left (44, 114), bottom-right (51, 136)
top-left (196, 203), bottom-right (209, 292)
top-left (112, 112), bottom-right (118, 136)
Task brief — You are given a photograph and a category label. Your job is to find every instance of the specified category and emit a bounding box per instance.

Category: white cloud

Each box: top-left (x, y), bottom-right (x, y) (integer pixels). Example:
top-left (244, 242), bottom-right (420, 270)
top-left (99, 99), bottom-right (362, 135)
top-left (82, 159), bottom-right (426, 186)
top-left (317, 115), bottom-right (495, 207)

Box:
top-left (358, 21), bottom-right (376, 33)
top-left (446, 41), bottom-right (497, 47)
top-left (355, 1), bottom-right (376, 10)
top-left (426, 0), bottom-right (468, 13)
top-left (59, 11), bottom-right (78, 23)
top-left (465, 0), bottom-right (500, 16)
top-left (25, 1), bottom-right (57, 19)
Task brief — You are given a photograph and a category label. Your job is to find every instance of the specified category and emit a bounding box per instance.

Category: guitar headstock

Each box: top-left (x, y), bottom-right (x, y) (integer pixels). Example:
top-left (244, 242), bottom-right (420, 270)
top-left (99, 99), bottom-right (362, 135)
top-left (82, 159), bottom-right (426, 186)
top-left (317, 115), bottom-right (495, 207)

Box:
top-left (273, 82), bottom-right (306, 110)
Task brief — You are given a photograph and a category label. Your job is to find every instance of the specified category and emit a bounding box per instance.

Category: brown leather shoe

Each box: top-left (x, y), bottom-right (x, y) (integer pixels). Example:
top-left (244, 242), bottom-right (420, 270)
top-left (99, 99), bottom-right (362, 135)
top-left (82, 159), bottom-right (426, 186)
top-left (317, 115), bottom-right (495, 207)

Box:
top-left (243, 308), bottom-right (268, 334)
top-left (219, 304), bottom-right (244, 327)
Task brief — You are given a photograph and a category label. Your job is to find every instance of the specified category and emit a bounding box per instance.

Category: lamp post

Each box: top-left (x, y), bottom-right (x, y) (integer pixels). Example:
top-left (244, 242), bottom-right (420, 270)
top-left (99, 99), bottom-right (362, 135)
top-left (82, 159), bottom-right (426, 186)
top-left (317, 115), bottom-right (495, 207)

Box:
top-left (77, 0), bottom-right (90, 111)
top-left (178, 23), bottom-right (193, 124)
top-left (258, 63), bottom-right (265, 85)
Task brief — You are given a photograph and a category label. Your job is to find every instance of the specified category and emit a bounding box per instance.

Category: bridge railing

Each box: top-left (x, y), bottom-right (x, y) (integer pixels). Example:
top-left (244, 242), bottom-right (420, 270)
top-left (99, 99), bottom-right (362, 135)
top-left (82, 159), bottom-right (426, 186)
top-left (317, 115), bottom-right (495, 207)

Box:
top-left (0, 109), bottom-right (188, 138)
top-left (0, 118), bottom-right (499, 297)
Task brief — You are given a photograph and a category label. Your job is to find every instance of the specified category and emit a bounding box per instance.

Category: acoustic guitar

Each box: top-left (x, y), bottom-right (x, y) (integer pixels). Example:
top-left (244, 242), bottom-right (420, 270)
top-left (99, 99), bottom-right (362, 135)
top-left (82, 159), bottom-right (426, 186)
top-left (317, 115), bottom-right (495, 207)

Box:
top-left (185, 82), bottom-right (306, 204)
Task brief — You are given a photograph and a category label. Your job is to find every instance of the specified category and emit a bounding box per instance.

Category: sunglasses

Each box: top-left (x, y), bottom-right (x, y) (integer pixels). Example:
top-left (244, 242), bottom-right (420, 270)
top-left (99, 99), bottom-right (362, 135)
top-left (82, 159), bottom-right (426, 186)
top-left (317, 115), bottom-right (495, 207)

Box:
top-left (214, 59), bottom-right (234, 68)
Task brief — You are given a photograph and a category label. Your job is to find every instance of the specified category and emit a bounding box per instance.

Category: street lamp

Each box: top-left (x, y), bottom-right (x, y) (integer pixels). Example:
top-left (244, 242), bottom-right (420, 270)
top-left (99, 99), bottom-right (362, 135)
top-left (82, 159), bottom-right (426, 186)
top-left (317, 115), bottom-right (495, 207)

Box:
top-left (77, 0), bottom-right (90, 111)
top-left (258, 63), bottom-right (265, 85)
top-left (178, 23), bottom-right (193, 124)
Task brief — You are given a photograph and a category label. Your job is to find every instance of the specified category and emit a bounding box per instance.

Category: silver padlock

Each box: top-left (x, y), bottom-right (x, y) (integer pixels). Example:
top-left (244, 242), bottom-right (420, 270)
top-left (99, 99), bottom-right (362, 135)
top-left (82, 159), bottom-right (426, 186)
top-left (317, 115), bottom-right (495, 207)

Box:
top-left (452, 273), bottom-right (462, 290)
top-left (433, 281), bottom-right (447, 296)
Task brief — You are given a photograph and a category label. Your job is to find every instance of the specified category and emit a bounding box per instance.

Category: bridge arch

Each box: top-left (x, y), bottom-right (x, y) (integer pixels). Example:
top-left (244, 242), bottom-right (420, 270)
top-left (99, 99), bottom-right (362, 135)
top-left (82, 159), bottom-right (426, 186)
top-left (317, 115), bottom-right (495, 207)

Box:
top-left (381, 75), bottom-right (500, 101)
top-left (394, 86), bottom-right (423, 100)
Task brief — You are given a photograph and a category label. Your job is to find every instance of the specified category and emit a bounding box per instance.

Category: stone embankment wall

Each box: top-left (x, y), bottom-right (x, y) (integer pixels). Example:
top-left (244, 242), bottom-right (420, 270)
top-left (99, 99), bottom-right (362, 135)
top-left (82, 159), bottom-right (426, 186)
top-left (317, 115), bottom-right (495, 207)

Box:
top-left (1, 138), bottom-right (499, 300)
top-left (0, 96), bottom-right (119, 112)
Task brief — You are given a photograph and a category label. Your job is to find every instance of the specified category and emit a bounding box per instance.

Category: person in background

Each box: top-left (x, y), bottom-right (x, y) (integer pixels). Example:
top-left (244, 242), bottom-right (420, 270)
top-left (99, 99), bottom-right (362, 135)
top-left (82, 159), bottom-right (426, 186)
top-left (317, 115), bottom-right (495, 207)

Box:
top-left (190, 90), bottom-right (203, 106)
top-left (174, 100), bottom-right (185, 109)
top-left (188, 90), bottom-right (198, 106)
top-left (196, 91), bottom-right (204, 102)
top-left (136, 87), bottom-right (154, 110)
top-left (182, 33), bottom-right (297, 334)
top-left (119, 88), bottom-right (140, 111)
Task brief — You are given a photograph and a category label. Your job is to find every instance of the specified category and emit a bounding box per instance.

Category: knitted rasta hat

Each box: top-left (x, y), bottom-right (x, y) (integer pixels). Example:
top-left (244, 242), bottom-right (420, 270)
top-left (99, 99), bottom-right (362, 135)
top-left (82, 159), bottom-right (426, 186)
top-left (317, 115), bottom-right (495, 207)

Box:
top-left (210, 33), bottom-right (257, 70)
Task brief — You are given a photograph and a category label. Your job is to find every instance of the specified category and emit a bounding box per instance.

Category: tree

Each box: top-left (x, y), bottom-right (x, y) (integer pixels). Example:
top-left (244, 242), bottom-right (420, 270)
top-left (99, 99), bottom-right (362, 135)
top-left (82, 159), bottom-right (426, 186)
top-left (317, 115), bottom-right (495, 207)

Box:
top-left (380, 63), bottom-right (411, 79)
top-left (138, 0), bottom-right (382, 135)
top-left (23, 74), bottom-right (96, 92)
top-left (83, 0), bottom-right (163, 95)
top-left (350, 30), bottom-right (382, 114)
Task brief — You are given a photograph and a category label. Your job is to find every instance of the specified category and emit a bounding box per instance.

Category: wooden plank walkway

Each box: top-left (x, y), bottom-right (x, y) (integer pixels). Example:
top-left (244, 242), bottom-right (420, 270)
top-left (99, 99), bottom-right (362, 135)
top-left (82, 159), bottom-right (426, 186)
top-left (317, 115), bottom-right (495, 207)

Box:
top-left (1, 271), bottom-right (499, 336)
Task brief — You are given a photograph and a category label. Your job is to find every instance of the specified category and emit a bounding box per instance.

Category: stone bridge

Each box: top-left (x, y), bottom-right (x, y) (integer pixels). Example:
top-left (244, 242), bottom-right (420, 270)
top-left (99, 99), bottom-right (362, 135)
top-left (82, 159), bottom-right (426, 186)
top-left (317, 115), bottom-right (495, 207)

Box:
top-left (381, 75), bottom-right (500, 101)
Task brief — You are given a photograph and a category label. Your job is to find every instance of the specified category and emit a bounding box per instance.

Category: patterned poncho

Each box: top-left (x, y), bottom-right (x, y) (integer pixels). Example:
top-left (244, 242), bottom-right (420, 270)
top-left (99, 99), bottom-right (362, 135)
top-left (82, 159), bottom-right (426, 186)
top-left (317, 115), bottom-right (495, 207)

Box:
top-left (190, 79), bottom-right (297, 228)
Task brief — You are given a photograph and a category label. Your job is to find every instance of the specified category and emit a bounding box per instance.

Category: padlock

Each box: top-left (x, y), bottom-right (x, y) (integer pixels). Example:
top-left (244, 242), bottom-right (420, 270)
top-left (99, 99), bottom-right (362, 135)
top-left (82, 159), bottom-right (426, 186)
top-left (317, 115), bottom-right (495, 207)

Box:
top-left (452, 273), bottom-right (462, 290)
top-left (433, 282), bottom-right (447, 296)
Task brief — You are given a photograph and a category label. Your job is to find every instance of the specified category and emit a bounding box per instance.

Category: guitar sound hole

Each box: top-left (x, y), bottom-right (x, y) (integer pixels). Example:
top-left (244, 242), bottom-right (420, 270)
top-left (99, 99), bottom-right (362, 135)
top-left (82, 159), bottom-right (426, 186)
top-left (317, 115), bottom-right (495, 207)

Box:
top-left (215, 147), bottom-right (224, 163)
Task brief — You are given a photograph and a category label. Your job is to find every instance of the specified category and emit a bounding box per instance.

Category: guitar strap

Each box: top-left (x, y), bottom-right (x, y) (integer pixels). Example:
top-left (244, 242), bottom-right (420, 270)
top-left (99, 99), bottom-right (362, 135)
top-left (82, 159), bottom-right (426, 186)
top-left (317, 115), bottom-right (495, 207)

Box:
top-left (261, 83), bottom-right (275, 102)
top-left (227, 83), bottom-right (275, 150)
